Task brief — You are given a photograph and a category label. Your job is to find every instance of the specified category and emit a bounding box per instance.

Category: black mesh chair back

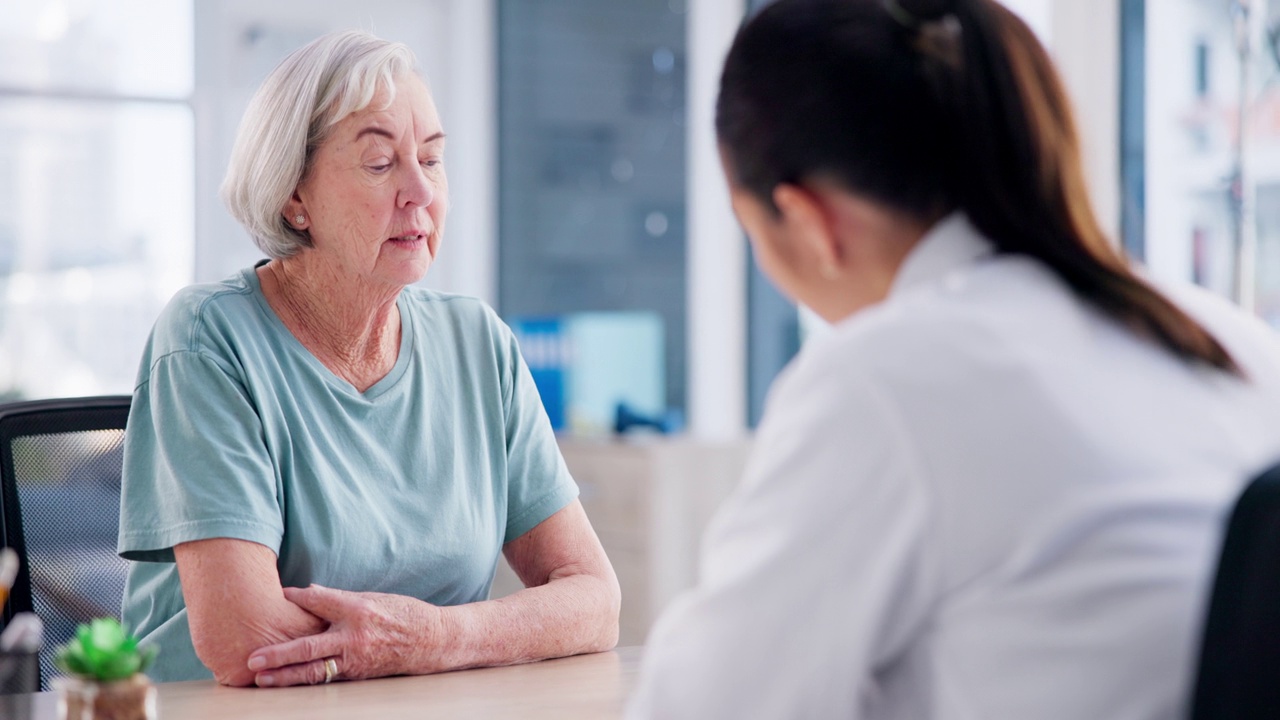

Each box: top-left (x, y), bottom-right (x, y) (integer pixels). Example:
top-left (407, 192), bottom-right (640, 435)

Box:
top-left (0, 396), bottom-right (131, 691)
top-left (1190, 463), bottom-right (1280, 719)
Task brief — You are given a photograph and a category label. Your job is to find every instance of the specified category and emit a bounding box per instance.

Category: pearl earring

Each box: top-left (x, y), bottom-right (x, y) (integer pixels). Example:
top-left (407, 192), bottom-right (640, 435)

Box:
top-left (294, 214), bottom-right (306, 225)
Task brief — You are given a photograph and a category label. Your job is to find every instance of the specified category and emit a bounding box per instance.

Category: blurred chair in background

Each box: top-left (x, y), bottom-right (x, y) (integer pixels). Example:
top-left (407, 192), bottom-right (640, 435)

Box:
top-left (0, 396), bottom-right (131, 690)
top-left (1191, 462), bottom-right (1280, 719)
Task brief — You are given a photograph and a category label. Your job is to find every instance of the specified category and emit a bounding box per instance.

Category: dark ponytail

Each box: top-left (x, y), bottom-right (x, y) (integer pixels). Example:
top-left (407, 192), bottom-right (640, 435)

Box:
top-left (717, 0), bottom-right (1242, 376)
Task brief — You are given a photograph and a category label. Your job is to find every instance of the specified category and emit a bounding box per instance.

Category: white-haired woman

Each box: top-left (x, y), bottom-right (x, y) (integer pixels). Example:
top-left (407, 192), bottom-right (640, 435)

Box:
top-left (117, 30), bottom-right (620, 687)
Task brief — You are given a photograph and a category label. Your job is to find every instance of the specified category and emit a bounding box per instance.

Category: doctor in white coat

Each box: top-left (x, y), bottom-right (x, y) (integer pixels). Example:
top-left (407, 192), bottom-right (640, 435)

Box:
top-left (628, 0), bottom-right (1280, 718)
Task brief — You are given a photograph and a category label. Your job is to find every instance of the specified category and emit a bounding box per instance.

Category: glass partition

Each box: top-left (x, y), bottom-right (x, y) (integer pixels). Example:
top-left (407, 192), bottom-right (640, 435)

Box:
top-left (498, 0), bottom-right (689, 420)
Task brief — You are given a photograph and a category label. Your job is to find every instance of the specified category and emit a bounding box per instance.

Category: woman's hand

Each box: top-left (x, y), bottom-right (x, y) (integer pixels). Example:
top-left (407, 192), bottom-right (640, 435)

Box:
top-left (246, 500), bottom-right (618, 687)
top-left (247, 585), bottom-right (447, 687)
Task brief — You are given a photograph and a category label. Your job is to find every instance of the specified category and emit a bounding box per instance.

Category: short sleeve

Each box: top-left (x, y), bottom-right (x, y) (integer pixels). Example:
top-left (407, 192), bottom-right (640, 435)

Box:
top-left (495, 317), bottom-right (578, 544)
top-left (118, 350), bottom-right (283, 562)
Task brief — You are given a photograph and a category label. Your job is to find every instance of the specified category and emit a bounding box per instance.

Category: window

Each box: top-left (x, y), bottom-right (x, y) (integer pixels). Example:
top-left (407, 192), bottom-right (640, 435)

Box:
top-left (0, 2), bottom-right (194, 399)
top-left (1128, 0), bottom-right (1280, 323)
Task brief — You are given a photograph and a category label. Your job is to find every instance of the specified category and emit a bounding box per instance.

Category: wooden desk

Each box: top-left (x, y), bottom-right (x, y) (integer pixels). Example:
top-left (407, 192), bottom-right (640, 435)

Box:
top-left (0, 647), bottom-right (642, 720)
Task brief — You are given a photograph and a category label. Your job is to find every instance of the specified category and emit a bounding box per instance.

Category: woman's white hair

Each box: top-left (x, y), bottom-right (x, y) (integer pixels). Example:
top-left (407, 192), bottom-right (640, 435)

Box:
top-left (220, 30), bottom-right (419, 258)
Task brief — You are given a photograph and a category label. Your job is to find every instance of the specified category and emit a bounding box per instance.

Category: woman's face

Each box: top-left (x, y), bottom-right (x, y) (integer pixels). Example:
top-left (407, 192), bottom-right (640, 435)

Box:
top-left (289, 73), bottom-right (448, 290)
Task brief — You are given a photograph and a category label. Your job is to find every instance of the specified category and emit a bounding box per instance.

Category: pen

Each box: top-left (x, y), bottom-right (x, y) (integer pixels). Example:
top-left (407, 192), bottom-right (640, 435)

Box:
top-left (0, 548), bottom-right (17, 608)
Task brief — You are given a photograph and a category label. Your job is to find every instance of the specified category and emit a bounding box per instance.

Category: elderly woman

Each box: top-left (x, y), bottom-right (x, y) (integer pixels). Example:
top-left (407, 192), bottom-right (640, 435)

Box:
top-left (117, 30), bottom-right (619, 687)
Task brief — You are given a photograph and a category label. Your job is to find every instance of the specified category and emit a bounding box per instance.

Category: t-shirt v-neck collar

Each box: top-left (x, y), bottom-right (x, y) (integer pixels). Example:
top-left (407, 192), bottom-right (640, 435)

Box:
top-left (243, 264), bottom-right (413, 401)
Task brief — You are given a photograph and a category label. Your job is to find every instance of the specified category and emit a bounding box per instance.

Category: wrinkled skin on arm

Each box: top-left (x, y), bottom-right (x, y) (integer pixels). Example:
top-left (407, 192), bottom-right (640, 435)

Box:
top-left (244, 500), bottom-right (621, 687)
top-left (175, 538), bottom-right (327, 687)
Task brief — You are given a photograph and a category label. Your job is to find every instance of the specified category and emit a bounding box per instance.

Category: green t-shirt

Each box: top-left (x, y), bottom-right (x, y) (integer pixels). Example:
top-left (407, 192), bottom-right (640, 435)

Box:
top-left (117, 265), bottom-right (577, 682)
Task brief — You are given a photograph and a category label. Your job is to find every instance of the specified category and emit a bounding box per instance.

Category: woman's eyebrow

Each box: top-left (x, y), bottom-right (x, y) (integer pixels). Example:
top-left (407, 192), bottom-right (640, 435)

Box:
top-left (354, 125), bottom-right (395, 142)
top-left (353, 127), bottom-right (445, 146)
top-left (351, 126), bottom-right (445, 151)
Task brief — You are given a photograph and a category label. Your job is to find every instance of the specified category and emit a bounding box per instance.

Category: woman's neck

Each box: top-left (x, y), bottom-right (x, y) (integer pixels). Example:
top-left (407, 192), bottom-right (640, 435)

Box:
top-left (257, 258), bottom-right (402, 392)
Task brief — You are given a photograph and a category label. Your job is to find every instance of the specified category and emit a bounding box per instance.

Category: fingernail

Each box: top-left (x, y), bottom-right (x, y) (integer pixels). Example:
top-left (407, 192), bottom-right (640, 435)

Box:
top-left (258, 675), bottom-right (275, 687)
top-left (247, 656), bottom-right (265, 671)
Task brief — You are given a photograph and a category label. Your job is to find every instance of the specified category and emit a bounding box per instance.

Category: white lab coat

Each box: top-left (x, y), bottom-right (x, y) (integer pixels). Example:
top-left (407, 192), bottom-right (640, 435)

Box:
top-left (628, 214), bottom-right (1280, 720)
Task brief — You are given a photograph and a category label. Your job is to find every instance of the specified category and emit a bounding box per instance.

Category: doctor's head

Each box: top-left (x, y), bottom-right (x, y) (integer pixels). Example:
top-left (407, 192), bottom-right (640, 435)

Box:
top-left (716, 0), bottom-right (1239, 375)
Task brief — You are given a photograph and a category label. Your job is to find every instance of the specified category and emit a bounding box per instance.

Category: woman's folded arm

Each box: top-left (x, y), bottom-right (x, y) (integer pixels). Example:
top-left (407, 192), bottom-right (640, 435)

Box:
top-left (175, 538), bottom-right (327, 687)
top-left (243, 499), bottom-right (620, 686)
top-left (444, 497), bottom-right (622, 667)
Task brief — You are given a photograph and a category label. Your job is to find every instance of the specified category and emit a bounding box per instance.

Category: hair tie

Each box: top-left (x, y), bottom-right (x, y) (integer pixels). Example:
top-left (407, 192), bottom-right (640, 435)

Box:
top-left (882, 0), bottom-right (964, 72)
top-left (881, 0), bottom-right (920, 28)
top-left (917, 14), bottom-right (963, 71)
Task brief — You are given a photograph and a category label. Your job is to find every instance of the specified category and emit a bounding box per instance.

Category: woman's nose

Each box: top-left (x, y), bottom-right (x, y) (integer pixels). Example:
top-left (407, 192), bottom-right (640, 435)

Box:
top-left (398, 163), bottom-right (435, 208)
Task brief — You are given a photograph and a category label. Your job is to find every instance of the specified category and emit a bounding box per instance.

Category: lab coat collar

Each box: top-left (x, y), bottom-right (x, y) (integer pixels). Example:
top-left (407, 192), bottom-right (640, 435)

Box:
top-left (889, 212), bottom-right (995, 298)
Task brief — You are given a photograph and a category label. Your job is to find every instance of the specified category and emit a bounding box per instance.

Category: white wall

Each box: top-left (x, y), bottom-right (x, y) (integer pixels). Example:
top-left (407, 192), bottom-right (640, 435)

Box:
top-left (1004, 0), bottom-right (1122, 243)
top-left (1002, 0), bottom-right (1054, 40)
top-left (1051, 0), bottom-right (1122, 243)
top-left (686, 0), bottom-right (748, 440)
top-left (192, 0), bottom-right (496, 303)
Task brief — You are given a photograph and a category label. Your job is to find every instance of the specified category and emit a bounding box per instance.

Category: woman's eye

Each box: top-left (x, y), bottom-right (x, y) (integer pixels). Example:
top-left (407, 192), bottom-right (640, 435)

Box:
top-left (368, 162), bottom-right (392, 173)
top-left (421, 158), bottom-right (441, 168)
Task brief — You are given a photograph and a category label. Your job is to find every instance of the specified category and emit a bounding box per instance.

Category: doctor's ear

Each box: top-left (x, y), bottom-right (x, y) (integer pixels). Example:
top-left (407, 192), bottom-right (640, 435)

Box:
top-left (772, 183), bottom-right (844, 271)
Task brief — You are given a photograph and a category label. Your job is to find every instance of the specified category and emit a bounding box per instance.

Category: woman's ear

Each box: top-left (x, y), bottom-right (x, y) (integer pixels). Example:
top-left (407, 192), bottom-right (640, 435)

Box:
top-left (773, 183), bottom-right (844, 278)
top-left (283, 191), bottom-right (307, 229)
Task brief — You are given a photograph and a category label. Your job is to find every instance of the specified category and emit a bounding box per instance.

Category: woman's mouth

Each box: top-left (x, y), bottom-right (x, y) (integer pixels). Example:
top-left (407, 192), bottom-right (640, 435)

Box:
top-left (387, 233), bottom-right (427, 249)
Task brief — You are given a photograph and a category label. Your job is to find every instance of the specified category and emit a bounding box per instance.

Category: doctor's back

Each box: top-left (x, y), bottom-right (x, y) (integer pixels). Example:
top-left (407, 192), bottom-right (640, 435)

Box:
top-left (790, 218), bottom-right (1280, 718)
top-left (632, 216), bottom-right (1280, 720)
top-left (627, 0), bottom-right (1280, 717)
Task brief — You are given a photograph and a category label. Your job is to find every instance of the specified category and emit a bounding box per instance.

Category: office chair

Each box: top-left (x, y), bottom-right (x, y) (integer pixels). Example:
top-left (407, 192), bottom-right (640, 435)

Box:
top-left (1189, 462), bottom-right (1280, 719)
top-left (0, 396), bottom-right (131, 691)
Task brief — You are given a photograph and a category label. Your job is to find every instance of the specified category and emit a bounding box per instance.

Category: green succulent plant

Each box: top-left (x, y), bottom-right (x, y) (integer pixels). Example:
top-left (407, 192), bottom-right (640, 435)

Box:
top-left (54, 618), bottom-right (157, 682)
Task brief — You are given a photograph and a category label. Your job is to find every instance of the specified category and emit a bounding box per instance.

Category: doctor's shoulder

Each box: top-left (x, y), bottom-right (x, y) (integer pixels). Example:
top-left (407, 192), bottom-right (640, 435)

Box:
top-left (780, 291), bottom-right (995, 405)
top-left (1154, 276), bottom-right (1280, 388)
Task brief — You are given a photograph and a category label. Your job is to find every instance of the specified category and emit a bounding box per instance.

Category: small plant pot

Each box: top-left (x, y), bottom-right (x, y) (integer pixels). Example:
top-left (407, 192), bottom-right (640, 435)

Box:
top-left (52, 674), bottom-right (155, 720)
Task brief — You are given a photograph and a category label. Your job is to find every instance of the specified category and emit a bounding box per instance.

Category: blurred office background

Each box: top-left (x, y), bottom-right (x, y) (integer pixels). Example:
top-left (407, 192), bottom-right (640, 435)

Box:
top-left (3, 0), bottom-right (1279, 644)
